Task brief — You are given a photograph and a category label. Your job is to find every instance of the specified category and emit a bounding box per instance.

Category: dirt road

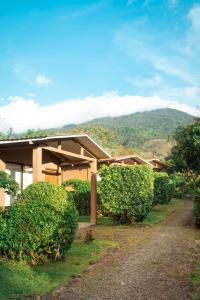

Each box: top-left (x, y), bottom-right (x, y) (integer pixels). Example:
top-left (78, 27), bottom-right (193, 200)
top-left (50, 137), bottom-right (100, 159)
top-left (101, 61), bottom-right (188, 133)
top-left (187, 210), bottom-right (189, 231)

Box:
top-left (43, 200), bottom-right (200, 300)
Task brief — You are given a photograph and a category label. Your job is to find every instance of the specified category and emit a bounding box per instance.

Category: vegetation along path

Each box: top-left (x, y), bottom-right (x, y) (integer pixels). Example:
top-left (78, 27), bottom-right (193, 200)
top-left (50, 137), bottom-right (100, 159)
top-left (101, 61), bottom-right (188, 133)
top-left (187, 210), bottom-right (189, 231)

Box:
top-left (43, 200), bottom-right (200, 300)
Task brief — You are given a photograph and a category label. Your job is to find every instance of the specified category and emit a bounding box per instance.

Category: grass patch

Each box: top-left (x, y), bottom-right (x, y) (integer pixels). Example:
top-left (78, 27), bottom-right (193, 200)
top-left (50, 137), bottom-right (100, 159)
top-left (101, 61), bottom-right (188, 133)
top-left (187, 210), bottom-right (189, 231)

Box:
top-left (79, 215), bottom-right (112, 225)
top-left (142, 198), bottom-right (184, 225)
top-left (191, 261), bottom-right (200, 300)
top-left (0, 240), bottom-right (117, 299)
top-left (79, 199), bottom-right (184, 226)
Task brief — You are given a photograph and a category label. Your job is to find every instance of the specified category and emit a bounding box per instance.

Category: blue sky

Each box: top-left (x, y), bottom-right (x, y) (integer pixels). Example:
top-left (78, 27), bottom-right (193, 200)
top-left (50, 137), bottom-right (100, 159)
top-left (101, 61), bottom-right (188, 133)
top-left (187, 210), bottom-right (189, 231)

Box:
top-left (0, 0), bottom-right (200, 131)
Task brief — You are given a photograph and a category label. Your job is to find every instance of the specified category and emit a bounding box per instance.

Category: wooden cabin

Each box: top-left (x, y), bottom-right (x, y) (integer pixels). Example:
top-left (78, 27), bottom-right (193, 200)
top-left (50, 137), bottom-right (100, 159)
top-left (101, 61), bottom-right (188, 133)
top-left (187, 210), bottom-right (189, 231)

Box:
top-left (0, 134), bottom-right (110, 224)
top-left (148, 159), bottom-right (167, 171)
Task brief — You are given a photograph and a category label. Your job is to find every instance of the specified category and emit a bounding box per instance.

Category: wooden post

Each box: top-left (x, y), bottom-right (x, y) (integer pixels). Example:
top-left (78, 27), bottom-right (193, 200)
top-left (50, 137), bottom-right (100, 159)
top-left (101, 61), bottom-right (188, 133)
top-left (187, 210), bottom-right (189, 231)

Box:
top-left (81, 147), bottom-right (84, 156)
top-left (90, 160), bottom-right (97, 225)
top-left (32, 147), bottom-right (43, 182)
top-left (0, 159), bottom-right (5, 207)
top-left (58, 141), bottom-right (62, 185)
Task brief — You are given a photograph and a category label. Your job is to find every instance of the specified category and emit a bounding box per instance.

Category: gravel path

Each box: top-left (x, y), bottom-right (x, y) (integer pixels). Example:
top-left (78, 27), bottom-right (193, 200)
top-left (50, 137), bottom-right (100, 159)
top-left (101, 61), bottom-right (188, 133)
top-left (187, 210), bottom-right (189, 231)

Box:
top-left (43, 200), bottom-right (200, 300)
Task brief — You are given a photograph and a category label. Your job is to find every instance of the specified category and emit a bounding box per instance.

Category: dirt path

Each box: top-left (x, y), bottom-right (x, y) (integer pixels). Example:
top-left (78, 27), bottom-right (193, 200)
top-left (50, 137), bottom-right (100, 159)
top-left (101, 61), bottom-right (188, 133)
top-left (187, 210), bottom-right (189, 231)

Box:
top-left (45, 200), bottom-right (200, 300)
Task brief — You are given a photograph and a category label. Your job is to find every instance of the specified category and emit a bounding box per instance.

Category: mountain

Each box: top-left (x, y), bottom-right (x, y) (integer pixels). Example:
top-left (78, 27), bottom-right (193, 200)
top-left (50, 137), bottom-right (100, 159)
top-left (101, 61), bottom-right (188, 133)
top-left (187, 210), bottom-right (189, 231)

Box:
top-left (14, 108), bottom-right (196, 159)
top-left (58, 108), bottom-right (195, 158)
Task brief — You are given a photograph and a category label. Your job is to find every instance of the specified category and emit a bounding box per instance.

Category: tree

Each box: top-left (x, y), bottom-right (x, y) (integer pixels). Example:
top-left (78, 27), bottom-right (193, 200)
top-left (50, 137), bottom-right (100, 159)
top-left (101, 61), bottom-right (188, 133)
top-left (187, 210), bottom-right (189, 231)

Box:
top-left (24, 129), bottom-right (47, 137)
top-left (167, 119), bottom-right (200, 174)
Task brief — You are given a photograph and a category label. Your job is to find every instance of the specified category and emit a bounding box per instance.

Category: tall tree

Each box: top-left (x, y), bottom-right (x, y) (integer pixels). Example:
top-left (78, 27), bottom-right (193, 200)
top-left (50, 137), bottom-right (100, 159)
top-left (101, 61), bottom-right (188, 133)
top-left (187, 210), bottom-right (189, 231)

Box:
top-left (167, 119), bottom-right (200, 174)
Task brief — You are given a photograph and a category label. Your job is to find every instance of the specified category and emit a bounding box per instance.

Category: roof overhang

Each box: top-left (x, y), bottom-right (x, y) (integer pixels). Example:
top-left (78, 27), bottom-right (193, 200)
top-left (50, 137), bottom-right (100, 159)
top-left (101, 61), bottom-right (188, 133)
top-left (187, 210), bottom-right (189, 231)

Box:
top-left (0, 134), bottom-right (111, 159)
top-left (99, 155), bottom-right (153, 167)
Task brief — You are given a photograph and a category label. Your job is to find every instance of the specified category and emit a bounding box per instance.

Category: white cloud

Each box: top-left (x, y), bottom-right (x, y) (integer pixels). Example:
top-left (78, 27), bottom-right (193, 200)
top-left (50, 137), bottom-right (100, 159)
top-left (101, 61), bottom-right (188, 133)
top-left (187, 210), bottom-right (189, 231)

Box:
top-left (127, 75), bottom-right (163, 87)
top-left (35, 75), bottom-right (51, 87)
top-left (0, 92), bottom-right (199, 133)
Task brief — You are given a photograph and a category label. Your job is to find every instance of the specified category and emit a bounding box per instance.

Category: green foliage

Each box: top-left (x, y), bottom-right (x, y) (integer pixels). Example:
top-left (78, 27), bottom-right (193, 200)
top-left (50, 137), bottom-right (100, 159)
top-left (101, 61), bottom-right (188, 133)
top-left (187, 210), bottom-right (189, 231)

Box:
top-left (23, 129), bottom-right (48, 138)
top-left (154, 172), bottom-right (172, 205)
top-left (85, 108), bottom-right (194, 150)
top-left (167, 119), bottom-right (200, 174)
top-left (62, 179), bottom-right (91, 215)
top-left (169, 173), bottom-right (190, 198)
top-left (0, 182), bottom-right (78, 264)
top-left (193, 188), bottom-right (200, 226)
top-left (98, 165), bottom-right (154, 224)
top-left (0, 240), bottom-right (116, 299)
top-left (0, 171), bottom-right (19, 197)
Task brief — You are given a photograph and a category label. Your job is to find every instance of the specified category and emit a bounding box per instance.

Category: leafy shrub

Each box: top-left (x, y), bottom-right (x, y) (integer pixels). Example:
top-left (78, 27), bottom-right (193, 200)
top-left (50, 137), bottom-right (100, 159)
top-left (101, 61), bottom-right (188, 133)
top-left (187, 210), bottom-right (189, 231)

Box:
top-left (193, 188), bottom-right (200, 226)
top-left (169, 173), bottom-right (189, 198)
top-left (62, 179), bottom-right (91, 215)
top-left (154, 172), bottom-right (172, 205)
top-left (98, 165), bottom-right (154, 224)
top-left (0, 182), bottom-right (78, 264)
top-left (0, 171), bottom-right (19, 196)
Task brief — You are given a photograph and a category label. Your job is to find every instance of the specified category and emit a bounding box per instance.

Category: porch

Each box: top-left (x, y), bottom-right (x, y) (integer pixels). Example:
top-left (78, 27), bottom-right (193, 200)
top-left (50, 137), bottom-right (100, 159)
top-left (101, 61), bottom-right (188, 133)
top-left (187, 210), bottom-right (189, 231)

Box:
top-left (0, 135), bottom-right (110, 224)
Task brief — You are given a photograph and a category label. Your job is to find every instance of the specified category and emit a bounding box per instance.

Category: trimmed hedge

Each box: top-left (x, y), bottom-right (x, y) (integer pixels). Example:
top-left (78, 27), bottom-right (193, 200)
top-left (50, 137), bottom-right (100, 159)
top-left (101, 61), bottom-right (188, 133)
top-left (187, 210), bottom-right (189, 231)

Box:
top-left (62, 179), bottom-right (91, 215)
top-left (154, 172), bottom-right (172, 205)
top-left (98, 165), bottom-right (154, 224)
top-left (0, 182), bottom-right (78, 264)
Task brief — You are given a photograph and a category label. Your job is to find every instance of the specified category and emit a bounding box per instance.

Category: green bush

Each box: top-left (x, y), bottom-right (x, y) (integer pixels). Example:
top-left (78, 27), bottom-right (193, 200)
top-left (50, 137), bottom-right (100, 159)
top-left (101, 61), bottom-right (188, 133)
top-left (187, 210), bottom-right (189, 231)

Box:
top-left (62, 179), bottom-right (91, 215)
top-left (0, 171), bottom-right (19, 197)
top-left (98, 165), bottom-right (154, 224)
top-left (193, 188), bottom-right (200, 226)
top-left (169, 173), bottom-right (189, 198)
top-left (154, 172), bottom-right (172, 205)
top-left (0, 182), bottom-right (78, 264)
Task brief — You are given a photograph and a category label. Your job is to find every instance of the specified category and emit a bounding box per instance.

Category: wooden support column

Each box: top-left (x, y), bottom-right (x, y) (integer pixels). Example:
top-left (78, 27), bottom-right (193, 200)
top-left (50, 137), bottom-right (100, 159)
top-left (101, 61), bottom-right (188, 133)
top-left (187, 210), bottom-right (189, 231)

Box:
top-left (0, 159), bottom-right (6, 207)
top-left (32, 147), bottom-right (43, 182)
top-left (58, 141), bottom-right (62, 185)
top-left (90, 159), bottom-right (97, 225)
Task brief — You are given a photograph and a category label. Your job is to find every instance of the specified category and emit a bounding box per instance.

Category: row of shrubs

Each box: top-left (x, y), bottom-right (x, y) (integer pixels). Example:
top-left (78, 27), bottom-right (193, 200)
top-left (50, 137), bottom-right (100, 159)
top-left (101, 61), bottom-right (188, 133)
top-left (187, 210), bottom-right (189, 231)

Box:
top-left (65, 168), bottom-right (190, 222)
top-left (0, 166), bottom-right (191, 265)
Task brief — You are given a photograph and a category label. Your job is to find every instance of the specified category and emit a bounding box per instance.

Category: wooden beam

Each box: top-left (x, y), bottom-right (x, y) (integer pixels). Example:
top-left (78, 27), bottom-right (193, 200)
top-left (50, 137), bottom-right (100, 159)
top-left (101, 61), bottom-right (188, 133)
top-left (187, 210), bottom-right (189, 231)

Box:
top-left (0, 159), bottom-right (5, 207)
top-left (32, 147), bottom-right (43, 182)
top-left (80, 147), bottom-right (84, 156)
top-left (58, 140), bottom-right (62, 150)
top-left (90, 159), bottom-right (97, 225)
top-left (42, 146), bottom-right (95, 162)
top-left (73, 139), bottom-right (96, 159)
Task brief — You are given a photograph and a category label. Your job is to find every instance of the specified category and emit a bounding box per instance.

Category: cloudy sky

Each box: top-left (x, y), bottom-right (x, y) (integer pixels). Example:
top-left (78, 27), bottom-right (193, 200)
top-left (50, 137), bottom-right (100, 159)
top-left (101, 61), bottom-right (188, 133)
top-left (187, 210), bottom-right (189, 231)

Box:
top-left (0, 0), bottom-right (200, 132)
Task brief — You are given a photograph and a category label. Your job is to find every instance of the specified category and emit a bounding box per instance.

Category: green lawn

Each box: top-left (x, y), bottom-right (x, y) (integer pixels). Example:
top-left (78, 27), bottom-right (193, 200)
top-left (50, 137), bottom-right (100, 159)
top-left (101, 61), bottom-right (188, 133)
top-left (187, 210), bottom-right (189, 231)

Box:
top-left (141, 198), bottom-right (184, 225)
top-left (79, 215), bottom-right (112, 225)
top-left (79, 198), bottom-right (184, 226)
top-left (0, 240), bottom-right (117, 299)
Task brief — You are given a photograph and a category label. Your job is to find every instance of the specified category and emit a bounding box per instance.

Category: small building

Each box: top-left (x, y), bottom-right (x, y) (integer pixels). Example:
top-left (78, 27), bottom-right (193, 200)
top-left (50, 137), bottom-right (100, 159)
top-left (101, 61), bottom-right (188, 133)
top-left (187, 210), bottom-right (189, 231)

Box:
top-left (148, 159), bottom-right (167, 171)
top-left (99, 155), bottom-right (153, 168)
top-left (0, 134), bottom-right (110, 224)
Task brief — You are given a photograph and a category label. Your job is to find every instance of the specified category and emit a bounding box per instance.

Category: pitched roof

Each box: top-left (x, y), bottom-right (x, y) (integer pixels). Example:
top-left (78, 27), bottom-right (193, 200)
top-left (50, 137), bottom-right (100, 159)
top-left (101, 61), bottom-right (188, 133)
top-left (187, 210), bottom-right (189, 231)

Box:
top-left (0, 134), bottom-right (110, 159)
top-left (99, 155), bottom-right (153, 167)
top-left (148, 159), bottom-right (168, 167)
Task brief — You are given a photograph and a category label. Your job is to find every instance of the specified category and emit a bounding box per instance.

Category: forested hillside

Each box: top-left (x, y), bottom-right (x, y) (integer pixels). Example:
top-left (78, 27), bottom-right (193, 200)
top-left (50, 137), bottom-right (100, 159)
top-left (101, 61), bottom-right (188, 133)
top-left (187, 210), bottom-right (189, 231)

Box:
top-left (2, 108), bottom-right (195, 159)
top-left (85, 108), bottom-right (194, 146)
top-left (55, 108), bottom-right (195, 158)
